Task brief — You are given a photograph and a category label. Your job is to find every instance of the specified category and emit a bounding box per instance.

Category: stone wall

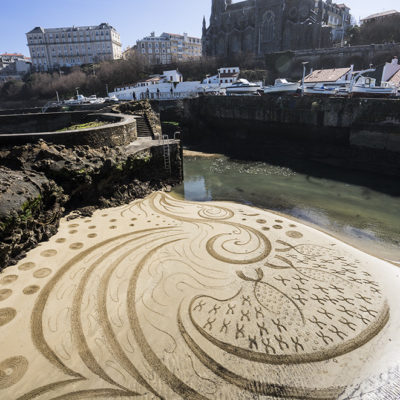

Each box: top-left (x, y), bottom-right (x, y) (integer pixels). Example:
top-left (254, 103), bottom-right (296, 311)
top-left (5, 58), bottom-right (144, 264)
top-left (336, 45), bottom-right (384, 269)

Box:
top-left (182, 96), bottom-right (400, 177)
top-left (266, 42), bottom-right (400, 78)
top-left (0, 113), bottom-right (137, 147)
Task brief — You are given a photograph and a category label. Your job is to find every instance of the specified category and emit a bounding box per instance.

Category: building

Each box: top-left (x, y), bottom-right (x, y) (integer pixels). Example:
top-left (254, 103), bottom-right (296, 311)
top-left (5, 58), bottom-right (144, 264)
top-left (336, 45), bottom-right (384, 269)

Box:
top-left (361, 10), bottom-right (400, 24)
top-left (202, 67), bottom-right (240, 84)
top-left (0, 53), bottom-right (31, 81)
top-left (137, 32), bottom-right (202, 65)
top-left (322, 1), bottom-right (351, 42)
top-left (303, 66), bottom-right (353, 88)
top-left (202, 0), bottom-right (352, 58)
top-left (26, 23), bottom-right (122, 71)
top-left (122, 46), bottom-right (136, 60)
top-left (114, 69), bottom-right (183, 92)
top-left (381, 57), bottom-right (400, 85)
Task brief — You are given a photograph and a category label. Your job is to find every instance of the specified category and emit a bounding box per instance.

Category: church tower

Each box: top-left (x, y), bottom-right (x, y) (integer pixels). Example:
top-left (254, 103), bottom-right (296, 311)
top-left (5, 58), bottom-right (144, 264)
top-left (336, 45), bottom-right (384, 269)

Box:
top-left (211, 0), bottom-right (227, 22)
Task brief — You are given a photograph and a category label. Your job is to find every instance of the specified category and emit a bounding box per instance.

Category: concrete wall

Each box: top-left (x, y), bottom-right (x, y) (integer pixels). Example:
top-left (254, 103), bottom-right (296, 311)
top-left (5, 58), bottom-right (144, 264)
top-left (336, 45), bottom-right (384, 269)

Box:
top-left (0, 113), bottom-right (137, 147)
top-left (182, 96), bottom-right (400, 177)
top-left (265, 42), bottom-right (400, 79)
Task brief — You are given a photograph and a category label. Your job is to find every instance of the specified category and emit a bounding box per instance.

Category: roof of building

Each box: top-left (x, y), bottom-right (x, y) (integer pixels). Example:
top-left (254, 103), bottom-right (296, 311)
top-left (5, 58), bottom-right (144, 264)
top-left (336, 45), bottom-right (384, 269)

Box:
top-left (27, 23), bottom-right (116, 34)
top-left (388, 70), bottom-right (400, 86)
top-left (304, 67), bottom-right (352, 83)
top-left (361, 10), bottom-right (399, 21)
top-left (140, 32), bottom-right (201, 41)
top-left (0, 53), bottom-right (25, 57)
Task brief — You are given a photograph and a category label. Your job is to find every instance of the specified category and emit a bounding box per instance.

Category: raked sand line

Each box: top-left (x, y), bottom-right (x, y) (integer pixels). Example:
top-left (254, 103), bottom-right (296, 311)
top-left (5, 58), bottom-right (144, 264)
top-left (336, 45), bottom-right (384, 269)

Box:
top-left (0, 192), bottom-right (399, 399)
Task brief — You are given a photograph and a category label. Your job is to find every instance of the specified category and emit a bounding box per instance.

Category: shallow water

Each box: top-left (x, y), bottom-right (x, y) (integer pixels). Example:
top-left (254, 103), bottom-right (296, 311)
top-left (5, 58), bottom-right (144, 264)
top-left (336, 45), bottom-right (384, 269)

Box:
top-left (173, 153), bottom-right (400, 261)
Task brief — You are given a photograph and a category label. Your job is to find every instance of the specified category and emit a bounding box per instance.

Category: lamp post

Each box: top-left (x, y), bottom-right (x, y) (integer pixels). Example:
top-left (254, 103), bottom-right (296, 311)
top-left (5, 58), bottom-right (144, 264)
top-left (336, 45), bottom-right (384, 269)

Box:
top-left (75, 87), bottom-right (80, 98)
top-left (301, 62), bottom-right (309, 97)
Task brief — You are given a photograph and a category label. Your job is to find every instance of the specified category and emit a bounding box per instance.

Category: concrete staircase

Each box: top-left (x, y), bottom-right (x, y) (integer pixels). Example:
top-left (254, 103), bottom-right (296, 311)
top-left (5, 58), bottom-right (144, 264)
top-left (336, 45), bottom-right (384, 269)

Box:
top-left (135, 116), bottom-right (153, 138)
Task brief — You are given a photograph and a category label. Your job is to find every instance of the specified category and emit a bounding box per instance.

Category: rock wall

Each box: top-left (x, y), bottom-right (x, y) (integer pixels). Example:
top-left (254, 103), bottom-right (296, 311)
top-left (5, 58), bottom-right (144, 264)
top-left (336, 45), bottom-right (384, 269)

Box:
top-left (0, 113), bottom-right (137, 148)
top-left (182, 96), bottom-right (400, 177)
top-left (0, 139), bottom-right (182, 269)
top-left (0, 166), bottom-right (66, 268)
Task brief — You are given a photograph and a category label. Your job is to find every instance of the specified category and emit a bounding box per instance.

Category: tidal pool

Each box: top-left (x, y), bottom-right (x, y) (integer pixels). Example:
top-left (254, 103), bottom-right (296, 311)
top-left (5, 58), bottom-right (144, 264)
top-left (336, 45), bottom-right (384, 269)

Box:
top-left (173, 152), bottom-right (400, 261)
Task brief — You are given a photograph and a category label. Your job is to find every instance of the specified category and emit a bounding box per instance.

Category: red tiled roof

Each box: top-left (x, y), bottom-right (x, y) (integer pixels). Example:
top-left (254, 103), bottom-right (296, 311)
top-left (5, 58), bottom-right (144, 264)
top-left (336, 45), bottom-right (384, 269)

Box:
top-left (361, 10), bottom-right (399, 21)
top-left (1, 53), bottom-right (24, 57)
top-left (388, 70), bottom-right (400, 86)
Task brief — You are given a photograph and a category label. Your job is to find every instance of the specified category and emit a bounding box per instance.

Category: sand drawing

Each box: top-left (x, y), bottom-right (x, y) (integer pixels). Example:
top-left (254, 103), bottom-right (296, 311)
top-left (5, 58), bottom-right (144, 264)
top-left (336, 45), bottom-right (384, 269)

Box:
top-left (0, 192), bottom-right (399, 399)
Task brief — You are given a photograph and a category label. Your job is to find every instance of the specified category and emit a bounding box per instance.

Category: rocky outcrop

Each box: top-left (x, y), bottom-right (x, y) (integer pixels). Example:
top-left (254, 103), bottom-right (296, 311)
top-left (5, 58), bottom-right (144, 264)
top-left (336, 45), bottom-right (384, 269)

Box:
top-left (0, 139), bottom-right (182, 270)
top-left (0, 166), bottom-right (66, 267)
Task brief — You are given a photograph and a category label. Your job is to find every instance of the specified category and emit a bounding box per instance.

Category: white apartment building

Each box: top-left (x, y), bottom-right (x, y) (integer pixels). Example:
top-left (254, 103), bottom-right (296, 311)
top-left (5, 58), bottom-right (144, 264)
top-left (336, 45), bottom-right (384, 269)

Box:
top-left (202, 67), bottom-right (240, 85)
top-left (0, 53), bottom-right (31, 81)
top-left (26, 23), bottom-right (122, 71)
top-left (137, 32), bottom-right (202, 65)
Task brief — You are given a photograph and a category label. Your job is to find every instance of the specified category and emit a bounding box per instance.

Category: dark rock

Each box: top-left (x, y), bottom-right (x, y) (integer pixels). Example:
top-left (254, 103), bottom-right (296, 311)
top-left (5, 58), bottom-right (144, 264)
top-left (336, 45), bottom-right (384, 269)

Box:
top-left (0, 166), bottom-right (67, 269)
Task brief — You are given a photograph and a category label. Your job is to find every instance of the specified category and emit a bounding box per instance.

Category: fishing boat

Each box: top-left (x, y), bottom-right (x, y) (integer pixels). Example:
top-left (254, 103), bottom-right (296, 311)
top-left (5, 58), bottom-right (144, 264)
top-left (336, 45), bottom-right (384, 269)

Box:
top-left (264, 79), bottom-right (300, 95)
top-left (226, 79), bottom-right (262, 95)
top-left (350, 77), bottom-right (397, 97)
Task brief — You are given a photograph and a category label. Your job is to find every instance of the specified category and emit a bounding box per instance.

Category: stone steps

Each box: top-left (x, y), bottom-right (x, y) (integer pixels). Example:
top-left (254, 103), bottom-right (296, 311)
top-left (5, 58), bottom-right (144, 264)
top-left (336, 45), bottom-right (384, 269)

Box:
top-left (135, 116), bottom-right (153, 138)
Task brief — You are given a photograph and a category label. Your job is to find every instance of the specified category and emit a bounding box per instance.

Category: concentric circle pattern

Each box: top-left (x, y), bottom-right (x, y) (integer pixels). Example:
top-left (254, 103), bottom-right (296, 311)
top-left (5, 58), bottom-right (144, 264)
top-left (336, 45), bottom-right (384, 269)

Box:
top-left (0, 192), bottom-right (399, 400)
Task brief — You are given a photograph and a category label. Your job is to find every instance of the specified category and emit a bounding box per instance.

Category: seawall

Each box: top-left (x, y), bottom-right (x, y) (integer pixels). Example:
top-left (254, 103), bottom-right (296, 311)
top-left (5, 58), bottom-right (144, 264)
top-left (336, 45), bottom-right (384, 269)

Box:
top-left (181, 96), bottom-right (400, 177)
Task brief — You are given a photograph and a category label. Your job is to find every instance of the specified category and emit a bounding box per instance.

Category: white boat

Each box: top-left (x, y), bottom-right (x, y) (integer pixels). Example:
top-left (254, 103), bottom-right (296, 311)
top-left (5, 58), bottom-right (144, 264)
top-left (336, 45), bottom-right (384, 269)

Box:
top-left (226, 79), bottom-right (262, 95)
top-left (64, 94), bottom-right (87, 105)
top-left (200, 86), bottom-right (227, 96)
top-left (105, 95), bottom-right (120, 102)
top-left (303, 84), bottom-right (338, 96)
top-left (264, 79), bottom-right (300, 95)
top-left (350, 77), bottom-right (397, 97)
top-left (87, 95), bottom-right (105, 104)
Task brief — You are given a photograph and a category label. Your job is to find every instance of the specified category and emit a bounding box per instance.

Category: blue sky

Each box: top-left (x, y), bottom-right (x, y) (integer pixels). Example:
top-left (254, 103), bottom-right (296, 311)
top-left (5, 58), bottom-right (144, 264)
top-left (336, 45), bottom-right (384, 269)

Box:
top-left (1, 0), bottom-right (399, 56)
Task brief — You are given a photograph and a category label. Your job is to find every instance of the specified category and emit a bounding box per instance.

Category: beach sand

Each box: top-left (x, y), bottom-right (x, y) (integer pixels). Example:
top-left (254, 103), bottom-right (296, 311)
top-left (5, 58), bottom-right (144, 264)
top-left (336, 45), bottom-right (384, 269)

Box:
top-left (1, 192), bottom-right (399, 399)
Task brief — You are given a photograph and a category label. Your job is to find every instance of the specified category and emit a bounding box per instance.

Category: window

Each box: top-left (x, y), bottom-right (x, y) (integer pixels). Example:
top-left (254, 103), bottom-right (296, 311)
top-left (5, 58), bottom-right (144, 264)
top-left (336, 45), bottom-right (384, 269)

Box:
top-left (263, 11), bottom-right (275, 42)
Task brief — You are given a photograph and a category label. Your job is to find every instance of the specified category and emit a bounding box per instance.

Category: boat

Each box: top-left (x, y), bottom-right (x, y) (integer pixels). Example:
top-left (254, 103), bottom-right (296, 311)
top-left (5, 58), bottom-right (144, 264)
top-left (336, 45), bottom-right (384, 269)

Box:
top-left (105, 95), bottom-right (120, 102)
top-left (200, 86), bottom-right (227, 96)
top-left (64, 94), bottom-right (87, 105)
top-left (303, 84), bottom-right (339, 96)
top-left (226, 79), bottom-right (262, 95)
top-left (87, 95), bottom-right (105, 104)
top-left (350, 77), bottom-right (397, 97)
top-left (264, 79), bottom-right (300, 95)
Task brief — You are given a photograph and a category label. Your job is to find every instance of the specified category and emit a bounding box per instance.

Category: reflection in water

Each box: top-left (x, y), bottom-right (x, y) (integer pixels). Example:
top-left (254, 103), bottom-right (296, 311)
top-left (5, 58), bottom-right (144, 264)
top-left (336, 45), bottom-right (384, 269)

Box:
top-left (173, 154), bottom-right (400, 261)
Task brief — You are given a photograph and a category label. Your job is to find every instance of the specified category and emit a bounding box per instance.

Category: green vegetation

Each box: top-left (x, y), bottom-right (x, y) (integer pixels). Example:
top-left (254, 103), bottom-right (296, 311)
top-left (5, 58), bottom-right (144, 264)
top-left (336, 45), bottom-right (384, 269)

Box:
top-left (56, 121), bottom-right (107, 132)
top-left (163, 121), bottom-right (180, 126)
top-left (21, 196), bottom-right (42, 221)
top-left (0, 195), bottom-right (43, 234)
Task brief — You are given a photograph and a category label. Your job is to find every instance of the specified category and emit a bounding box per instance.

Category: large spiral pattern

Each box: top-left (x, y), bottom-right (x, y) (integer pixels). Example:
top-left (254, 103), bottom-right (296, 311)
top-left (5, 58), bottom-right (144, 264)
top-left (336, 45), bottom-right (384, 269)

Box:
top-left (0, 192), bottom-right (397, 400)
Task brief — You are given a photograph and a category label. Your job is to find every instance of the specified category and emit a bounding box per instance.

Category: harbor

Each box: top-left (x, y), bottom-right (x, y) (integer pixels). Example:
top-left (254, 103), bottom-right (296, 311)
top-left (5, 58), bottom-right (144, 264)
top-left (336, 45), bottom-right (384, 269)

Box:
top-left (108, 57), bottom-right (400, 101)
top-left (1, 1), bottom-right (400, 398)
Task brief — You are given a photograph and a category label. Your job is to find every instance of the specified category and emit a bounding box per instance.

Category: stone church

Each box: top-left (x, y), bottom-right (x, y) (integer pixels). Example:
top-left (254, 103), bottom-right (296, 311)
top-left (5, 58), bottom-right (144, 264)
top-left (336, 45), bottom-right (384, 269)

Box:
top-left (202, 0), bottom-right (333, 57)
